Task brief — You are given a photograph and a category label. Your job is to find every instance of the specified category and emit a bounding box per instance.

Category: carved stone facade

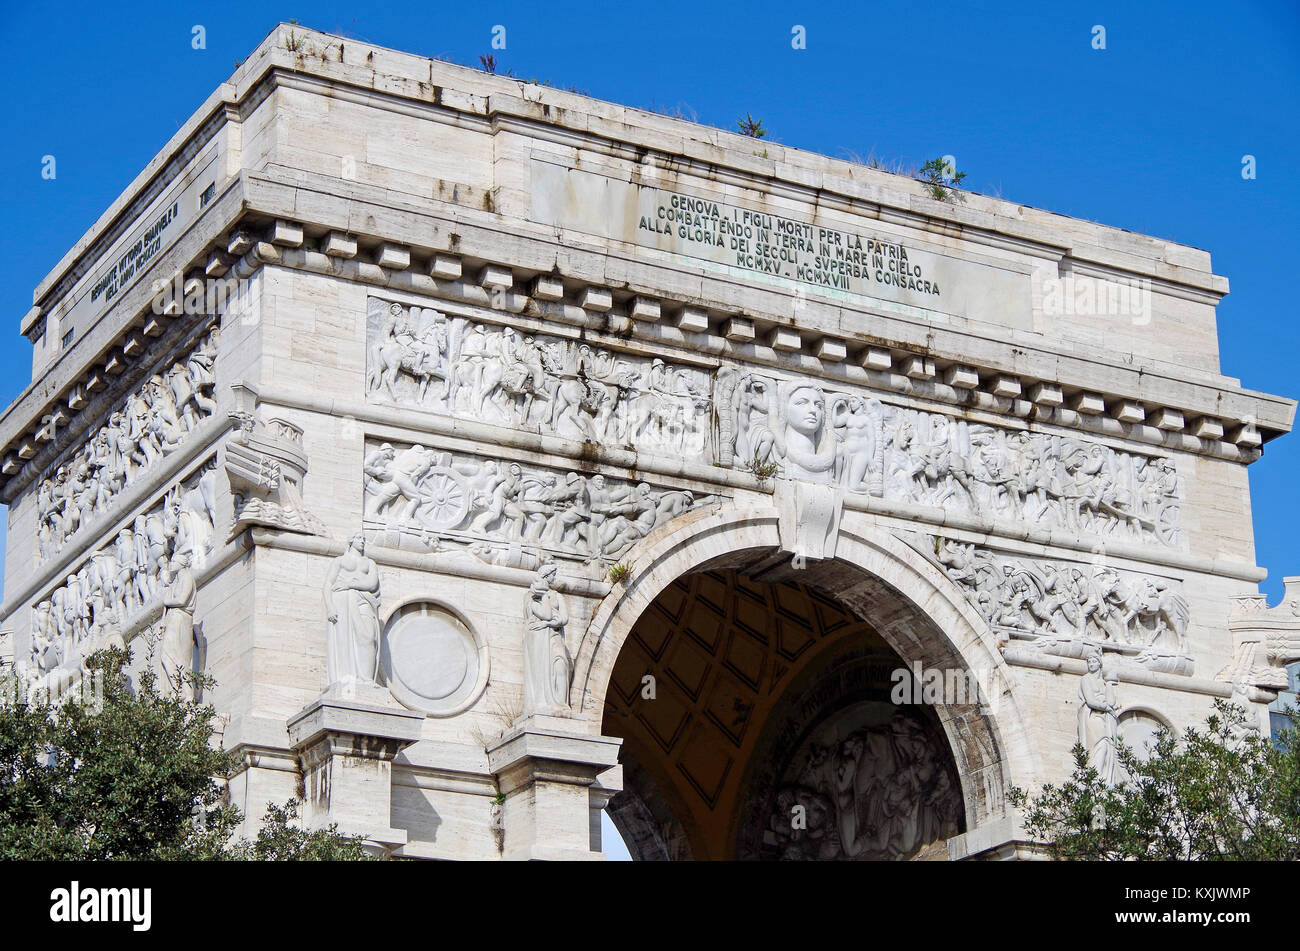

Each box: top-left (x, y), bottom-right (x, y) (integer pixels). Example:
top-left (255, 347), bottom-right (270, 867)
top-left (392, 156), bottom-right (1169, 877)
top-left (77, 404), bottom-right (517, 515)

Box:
top-left (366, 298), bottom-right (713, 459)
top-left (718, 369), bottom-right (1184, 549)
top-left (933, 538), bottom-right (1193, 675)
top-left (25, 459), bottom-right (217, 688)
top-left (34, 326), bottom-right (219, 562)
top-left (0, 26), bottom-right (1292, 861)
top-left (362, 439), bottom-right (715, 564)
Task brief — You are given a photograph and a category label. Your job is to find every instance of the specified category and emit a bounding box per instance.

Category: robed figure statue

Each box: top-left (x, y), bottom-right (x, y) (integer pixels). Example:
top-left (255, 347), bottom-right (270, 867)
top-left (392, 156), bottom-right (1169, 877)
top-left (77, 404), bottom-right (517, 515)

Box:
top-left (322, 533), bottom-right (382, 686)
top-left (523, 563), bottom-right (570, 716)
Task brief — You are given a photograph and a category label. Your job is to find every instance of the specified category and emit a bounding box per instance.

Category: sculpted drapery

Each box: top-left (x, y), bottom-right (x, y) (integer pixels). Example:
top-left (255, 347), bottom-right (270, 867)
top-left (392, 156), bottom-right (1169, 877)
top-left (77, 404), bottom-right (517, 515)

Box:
top-left (322, 533), bottom-right (382, 686)
top-left (523, 563), bottom-right (571, 716)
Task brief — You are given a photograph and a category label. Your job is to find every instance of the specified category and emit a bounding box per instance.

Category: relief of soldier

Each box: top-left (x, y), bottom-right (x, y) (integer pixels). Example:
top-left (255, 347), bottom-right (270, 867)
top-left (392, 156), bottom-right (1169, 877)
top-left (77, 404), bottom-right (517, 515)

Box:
top-left (362, 441), bottom-right (706, 565)
top-left (26, 464), bottom-right (218, 682)
top-left (35, 326), bottom-right (220, 561)
top-left (365, 299), bottom-right (712, 458)
top-left (726, 370), bottom-right (1182, 548)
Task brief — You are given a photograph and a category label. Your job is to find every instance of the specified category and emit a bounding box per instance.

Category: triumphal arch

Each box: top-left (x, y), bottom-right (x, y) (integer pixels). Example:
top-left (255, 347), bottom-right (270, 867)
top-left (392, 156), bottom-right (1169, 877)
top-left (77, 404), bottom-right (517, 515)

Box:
top-left (3, 25), bottom-right (1298, 860)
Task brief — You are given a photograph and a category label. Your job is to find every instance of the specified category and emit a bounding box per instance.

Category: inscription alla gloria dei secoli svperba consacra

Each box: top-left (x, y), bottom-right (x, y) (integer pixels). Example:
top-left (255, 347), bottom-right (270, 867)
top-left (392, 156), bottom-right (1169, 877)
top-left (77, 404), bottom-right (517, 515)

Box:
top-left (640, 193), bottom-right (941, 297)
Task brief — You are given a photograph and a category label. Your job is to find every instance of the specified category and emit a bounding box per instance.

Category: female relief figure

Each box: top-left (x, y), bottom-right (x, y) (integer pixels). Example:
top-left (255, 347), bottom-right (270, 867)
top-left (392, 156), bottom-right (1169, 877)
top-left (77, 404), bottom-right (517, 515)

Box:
top-left (771, 383), bottom-right (838, 483)
top-left (322, 534), bottom-right (382, 686)
top-left (523, 563), bottom-right (571, 716)
top-left (1077, 649), bottom-right (1119, 784)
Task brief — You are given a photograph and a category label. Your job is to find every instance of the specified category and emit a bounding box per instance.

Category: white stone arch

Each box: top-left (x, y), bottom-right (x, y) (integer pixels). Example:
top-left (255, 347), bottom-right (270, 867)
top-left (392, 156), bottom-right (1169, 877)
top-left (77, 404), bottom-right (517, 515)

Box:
top-left (571, 501), bottom-right (1042, 831)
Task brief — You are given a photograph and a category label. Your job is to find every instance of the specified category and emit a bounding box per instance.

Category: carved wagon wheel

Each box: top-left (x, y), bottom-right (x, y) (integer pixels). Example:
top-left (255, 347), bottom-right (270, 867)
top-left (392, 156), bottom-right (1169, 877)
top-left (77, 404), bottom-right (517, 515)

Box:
top-left (1153, 503), bottom-right (1180, 546)
top-left (417, 467), bottom-right (472, 531)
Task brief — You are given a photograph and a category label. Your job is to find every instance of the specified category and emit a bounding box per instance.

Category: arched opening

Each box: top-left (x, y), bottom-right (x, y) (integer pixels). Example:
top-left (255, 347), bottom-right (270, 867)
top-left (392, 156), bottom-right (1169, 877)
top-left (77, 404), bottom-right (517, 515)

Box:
top-left (575, 507), bottom-right (1035, 861)
top-left (602, 565), bottom-right (966, 860)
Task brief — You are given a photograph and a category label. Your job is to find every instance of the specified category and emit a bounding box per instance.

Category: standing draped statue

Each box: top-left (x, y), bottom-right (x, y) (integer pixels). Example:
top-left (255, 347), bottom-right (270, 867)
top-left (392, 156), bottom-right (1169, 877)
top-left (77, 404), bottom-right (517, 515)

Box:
top-left (159, 551), bottom-right (197, 700)
top-left (322, 533), bottom-right (382, 686)
top-left (523, 563), bottom-right (570, 716)
top-left (1077, 649), bottom-right (1119, 784)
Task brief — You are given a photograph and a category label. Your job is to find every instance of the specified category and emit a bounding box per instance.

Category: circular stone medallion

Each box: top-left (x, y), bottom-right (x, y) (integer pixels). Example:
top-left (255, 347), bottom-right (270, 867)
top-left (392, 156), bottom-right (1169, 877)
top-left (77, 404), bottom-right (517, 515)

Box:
top-left (381, 602), bottom-right (487, 716)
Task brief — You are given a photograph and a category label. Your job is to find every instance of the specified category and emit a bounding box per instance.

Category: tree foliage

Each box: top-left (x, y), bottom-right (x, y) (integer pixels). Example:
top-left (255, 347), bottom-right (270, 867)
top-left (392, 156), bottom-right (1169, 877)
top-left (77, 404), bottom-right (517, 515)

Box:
top-left (916, 156), bottom-right (966, 202)
top-left (736, 112), bottom-right (767, 139)
top-left (0, 647), bottom-right (372, 861)
top-left (1008, 700), bottom-right (1300, 860)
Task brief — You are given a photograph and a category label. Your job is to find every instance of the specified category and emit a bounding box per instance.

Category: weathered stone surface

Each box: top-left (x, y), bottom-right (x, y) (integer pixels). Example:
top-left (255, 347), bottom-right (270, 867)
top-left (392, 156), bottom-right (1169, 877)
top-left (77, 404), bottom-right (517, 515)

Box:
top-left (0, 24), bottom-right (1293, 862)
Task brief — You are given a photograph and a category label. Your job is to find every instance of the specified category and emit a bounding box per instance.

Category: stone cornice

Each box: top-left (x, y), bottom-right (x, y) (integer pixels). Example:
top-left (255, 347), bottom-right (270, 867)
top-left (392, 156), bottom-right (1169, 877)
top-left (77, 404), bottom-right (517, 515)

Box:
top-left (2, 195), bottom-right (1290, 502)
top-left (237, 200), bottom-right (1289, 450)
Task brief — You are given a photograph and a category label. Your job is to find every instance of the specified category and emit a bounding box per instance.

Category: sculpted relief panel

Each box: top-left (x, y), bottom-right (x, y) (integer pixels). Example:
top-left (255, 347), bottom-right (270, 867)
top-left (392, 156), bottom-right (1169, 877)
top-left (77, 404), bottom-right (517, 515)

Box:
top-left (933, 538), bottom-right (1193, 675)
top-left (362, 440), bottom-right (714, 564)
top-left (366, 298), bottom-right (712, 458)
top-left (365, 297), bottom-right (1183, 553)
top-left (25, 460), bottom-right (218, 688)
top-left (717, 370), bottom-right (1184, 548)
top-left (36, 326), bottom-right (220, 562)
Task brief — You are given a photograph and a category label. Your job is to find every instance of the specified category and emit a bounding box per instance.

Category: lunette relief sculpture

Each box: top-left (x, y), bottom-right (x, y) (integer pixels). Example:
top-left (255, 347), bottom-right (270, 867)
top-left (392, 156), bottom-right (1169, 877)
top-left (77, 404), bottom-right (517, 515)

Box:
top-left (35, 326), bottom-right (219, 562)
top-left (322, 533), bottom-right (382, 687)
top-left (745, 706), bottom-right (963, 861)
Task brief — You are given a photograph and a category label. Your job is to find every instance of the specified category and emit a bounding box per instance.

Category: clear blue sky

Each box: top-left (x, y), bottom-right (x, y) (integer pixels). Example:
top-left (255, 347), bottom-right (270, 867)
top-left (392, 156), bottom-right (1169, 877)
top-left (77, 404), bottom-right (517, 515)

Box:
top-left (0, 0), bottom-right (1297, 853)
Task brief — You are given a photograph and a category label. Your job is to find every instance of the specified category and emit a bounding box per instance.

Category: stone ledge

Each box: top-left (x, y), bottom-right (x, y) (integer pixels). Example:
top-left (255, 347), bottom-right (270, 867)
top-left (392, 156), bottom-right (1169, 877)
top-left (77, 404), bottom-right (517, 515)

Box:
top-left (287, 688), bottom-right (427, 752)
top-left (946, 815), bottom-right (1035, 860)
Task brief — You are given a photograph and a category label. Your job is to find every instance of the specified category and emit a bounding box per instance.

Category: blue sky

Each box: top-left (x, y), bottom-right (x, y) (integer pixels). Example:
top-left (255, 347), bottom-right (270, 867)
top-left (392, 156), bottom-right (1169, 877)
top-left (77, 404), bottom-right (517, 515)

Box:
top-left (1, 1), bottom-right (1297, 855)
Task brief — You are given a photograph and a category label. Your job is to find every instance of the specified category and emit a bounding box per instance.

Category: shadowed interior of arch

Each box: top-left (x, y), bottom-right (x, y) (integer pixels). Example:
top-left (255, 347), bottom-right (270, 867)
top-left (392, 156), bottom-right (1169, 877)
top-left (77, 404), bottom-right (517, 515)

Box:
top-left (601, 559), bottom-right (971, 861)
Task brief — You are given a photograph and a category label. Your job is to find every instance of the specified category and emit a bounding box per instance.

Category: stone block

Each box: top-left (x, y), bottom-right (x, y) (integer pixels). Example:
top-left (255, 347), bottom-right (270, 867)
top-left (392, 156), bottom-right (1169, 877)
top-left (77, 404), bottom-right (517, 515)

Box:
top-left (863, 347), bottom-right (892, 370)
top-left (724, 317), bottom-right (754, 341)
top-left (630, 297), bottom-right (661, 322)
top-left (376, 243), bottom-right (412, 270)
top-left (1073, 392), bottom-right (1106, 414)
top-left (323, 232), bottom-right (358, 258)
top-left (903, 355), bottom-right (935, 379)
top-left (944, 365), bottom-right (980, 389)
top-left (816, 337), bottom-right (847, 362)
top-left (678, 307), bottom-right (710, 332)
top-left (531, 275), bottom-right (564, 301)
top-left (1115, 401), bottom-right (1146, 424)
top-left (581, 287), bottom-right (613, 312)
top-left (479, 264), bottom-right (513, 290)
top-left (431, 254), bottom-right (462, 280)
top-left (1192, 417), bottom-right (1224, 440)
top-left (1152, 407), bottom-right (1185, 431)
top-left (1028, 382), bottom-right (1064, 406)
top-left (768, 326), bottom-right (801, 352)
top-left (271, 220), bottom-right (304, 247)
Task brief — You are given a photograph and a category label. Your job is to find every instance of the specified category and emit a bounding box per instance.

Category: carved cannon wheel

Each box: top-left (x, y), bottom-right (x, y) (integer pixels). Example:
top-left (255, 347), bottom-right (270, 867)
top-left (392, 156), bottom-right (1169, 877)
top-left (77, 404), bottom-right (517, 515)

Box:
top-left (418, 467), bottom-right (472, 531)
top-left (1153, 504), bottom-right (1180, 546)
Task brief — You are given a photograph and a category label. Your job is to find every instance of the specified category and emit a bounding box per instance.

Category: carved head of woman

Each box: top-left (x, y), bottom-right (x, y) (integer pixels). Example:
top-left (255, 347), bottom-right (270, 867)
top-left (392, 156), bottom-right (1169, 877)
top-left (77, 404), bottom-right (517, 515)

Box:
top-left (786, 385), bottom-right (825, 439)
top-left (348, 533), bottom-right (366, 555)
